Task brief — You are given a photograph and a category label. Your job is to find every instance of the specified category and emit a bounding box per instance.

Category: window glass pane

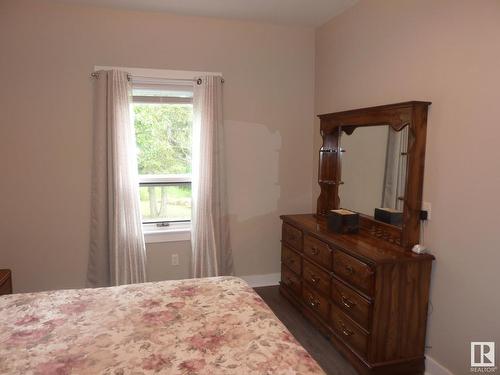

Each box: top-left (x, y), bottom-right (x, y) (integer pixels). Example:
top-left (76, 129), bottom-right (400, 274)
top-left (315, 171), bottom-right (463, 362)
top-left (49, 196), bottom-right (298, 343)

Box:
top-left (139, 184), bottom-right (192, 222)
top-left (133, 103), bottom-right (193, 175)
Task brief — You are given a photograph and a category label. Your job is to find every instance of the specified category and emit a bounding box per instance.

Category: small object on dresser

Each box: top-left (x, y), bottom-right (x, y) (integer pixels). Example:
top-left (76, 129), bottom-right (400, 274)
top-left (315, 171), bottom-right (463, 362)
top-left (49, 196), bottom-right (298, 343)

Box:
top-left (0, 269), bottom-right (12, 296)
top-left (412, 244), bottom-right (428, 254)
top-left (374, 207), bottom-right (403, 225)
top-left (327, 209), bottom-right (359, 234)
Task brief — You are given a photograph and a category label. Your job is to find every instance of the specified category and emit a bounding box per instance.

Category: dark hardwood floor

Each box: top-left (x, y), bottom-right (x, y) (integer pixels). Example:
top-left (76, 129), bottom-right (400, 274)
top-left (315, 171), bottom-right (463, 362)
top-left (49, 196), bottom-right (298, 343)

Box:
top-left (255, 286), bottom-right (357, 375)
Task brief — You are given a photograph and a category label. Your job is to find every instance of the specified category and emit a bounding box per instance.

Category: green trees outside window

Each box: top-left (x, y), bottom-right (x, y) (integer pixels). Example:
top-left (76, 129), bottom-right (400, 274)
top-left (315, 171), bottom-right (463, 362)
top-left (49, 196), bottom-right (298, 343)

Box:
top-left (133, 103), bottom-right (193, 221)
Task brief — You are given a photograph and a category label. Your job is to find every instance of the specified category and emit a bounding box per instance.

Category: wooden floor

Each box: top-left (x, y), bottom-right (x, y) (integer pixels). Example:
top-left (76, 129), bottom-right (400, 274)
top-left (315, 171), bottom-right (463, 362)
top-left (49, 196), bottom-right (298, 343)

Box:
top-left (255, 286), bottom-right (357, 375)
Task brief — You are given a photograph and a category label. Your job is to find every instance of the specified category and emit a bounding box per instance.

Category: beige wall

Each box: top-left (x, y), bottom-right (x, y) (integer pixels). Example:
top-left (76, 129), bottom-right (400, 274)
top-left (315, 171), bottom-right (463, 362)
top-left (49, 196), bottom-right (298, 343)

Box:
top-left (0, 0), bottom-right (315, 292)
top-left (315, 1), bottom-right (500, 373)
top-left (146, 241), bottom-right (191, 282)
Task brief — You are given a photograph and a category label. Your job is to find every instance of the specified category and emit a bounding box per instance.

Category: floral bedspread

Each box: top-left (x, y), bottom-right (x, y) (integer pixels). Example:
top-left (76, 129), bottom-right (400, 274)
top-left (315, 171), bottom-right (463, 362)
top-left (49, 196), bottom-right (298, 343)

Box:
top-left (0, 276), bottom-right (325, 374)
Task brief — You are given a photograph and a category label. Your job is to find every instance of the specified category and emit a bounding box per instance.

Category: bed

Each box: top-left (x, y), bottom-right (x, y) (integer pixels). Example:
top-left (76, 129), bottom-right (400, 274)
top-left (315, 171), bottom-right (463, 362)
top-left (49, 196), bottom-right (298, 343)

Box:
top-left (0, 276), bottom-right (325, 374)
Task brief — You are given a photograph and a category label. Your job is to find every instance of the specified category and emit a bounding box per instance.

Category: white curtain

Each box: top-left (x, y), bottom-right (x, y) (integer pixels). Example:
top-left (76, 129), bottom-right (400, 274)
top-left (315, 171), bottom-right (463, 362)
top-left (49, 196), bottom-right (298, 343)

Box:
top-left (87, 70), bottom-right (147, 287)
top-left (382, 126), bottom-right (408, 210)
top-left (191, 75), bottom-right (234, 277)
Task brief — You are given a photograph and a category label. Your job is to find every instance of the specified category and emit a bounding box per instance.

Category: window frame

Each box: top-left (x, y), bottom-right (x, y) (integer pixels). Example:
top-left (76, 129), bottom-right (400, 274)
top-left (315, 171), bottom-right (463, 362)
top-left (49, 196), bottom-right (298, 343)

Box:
top-left (132, 88), bottom-right (194, 242)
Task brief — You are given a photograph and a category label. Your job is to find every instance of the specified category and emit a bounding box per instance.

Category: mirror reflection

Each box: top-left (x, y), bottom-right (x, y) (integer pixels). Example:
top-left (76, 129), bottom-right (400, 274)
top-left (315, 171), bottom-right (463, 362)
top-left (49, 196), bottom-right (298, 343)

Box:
top-left (339, 125), bottom-right (408, 226)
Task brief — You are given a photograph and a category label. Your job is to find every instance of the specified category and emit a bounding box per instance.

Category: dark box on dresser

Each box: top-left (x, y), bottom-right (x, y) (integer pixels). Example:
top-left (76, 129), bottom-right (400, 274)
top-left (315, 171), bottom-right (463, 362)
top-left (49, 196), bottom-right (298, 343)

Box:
top-left (327, 209), bottom-right (359, 234)
top-left (374, 208), bottom-right (403, 226)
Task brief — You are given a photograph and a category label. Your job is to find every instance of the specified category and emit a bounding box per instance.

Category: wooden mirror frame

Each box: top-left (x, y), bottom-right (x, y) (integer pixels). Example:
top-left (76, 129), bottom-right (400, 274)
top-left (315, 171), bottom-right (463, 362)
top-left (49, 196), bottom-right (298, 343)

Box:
top-left (316, 101), bottom-right (431, 249)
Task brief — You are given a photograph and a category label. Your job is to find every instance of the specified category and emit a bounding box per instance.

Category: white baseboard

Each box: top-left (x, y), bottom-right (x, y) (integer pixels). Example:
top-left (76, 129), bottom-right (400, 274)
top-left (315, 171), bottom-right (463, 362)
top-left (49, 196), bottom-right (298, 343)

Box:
top-left (240, 273), bottom-right (280, 288)
top-left (425, 355), bottom-right (454, 375)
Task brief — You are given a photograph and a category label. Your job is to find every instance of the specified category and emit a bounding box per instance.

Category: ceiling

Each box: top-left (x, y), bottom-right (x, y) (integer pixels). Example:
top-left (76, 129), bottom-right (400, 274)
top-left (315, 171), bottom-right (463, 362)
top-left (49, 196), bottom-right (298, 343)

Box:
top-left (56, 0), bottom-right (358, 27)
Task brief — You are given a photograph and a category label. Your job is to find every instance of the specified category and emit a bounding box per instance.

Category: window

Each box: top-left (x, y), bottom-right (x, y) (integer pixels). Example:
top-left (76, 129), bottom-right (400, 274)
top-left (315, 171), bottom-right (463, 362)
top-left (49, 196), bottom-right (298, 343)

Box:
top-left (131, 81), bottom-right (193, 237)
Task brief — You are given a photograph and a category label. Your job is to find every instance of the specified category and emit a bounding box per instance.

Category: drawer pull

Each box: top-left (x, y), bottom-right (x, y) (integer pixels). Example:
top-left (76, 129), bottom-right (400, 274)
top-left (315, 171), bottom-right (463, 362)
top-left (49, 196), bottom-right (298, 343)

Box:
top-left (338, 320), bottom-right (354, 337)
top-left (310, 275), bottom-right (320, 285)
top-left (307, 295), bottom-right (321, 309)
top-left (341, 295), bottom-right (356, 309)
top-left (345, 265), bottom-right (354, 275)
top-left (311, 247), bottom-right (319, 255)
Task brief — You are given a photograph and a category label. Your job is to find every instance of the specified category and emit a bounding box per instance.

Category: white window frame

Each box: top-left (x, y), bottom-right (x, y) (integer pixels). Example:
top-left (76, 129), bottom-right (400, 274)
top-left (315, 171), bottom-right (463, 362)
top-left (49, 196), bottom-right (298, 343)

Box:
top-left (132, 87), bottom-right (192, 243)
top-left (139, 175), bottom-right (192, 243)
top-left (94, 66), bottom-right (222, 243)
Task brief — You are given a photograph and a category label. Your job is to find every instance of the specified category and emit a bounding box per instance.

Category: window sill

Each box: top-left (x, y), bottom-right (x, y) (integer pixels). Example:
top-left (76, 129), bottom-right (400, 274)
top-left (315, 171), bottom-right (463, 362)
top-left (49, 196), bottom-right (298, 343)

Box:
top-left (143, 223), bottom-right (191, 243)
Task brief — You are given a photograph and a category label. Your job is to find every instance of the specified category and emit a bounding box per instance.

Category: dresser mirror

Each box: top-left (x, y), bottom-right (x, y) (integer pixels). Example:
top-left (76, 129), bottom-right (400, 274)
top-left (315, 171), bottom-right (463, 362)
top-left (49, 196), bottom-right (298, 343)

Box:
top-left (339, 124), bottom-right (408, 227)
top-left (317, 101), bottom-right (430, 249)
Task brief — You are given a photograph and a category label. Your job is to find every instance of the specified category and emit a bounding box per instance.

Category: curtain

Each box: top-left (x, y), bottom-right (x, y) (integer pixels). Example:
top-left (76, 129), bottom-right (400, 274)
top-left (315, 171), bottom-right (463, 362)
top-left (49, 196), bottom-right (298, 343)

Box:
top-left (381, 126), bottom-right (408, 210)
top-left (191, 76), bottom-right (234, 278)
top-left (87, 70), bottom-right (147, 287)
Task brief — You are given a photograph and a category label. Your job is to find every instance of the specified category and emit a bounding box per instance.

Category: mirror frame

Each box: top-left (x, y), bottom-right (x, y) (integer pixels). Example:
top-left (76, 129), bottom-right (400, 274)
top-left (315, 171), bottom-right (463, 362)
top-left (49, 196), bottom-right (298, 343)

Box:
top-left (316, 101), bottom-right (431, 250)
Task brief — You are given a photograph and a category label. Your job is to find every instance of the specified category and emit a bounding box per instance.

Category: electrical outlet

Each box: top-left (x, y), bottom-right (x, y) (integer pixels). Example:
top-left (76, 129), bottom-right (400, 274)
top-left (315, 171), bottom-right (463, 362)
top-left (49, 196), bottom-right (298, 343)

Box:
top-left (422, 201), bottom-right (432, 220)
top-left (171, 254), bottom-right (179, 266)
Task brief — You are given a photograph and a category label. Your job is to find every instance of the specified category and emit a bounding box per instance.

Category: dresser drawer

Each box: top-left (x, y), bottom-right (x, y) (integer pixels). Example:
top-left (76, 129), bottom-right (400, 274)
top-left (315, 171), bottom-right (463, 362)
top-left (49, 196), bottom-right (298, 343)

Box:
top-left (331, 305), bottom-right (369, 357)
top-left (333, 250), bottom-right (374, 296)
top-left (281, 245), bottom-right (302, 275)
top-left (303, 286), bottom-right (330, 321)
top-left (304, 234), bottom-right (332, 269)
top-left (332, 278), bottom-right (372, 331)
top-left (0, 270), bottom-right (12, 296)
top-left (281, 265), bottom-right (301, 296)
top-left (282, 223), bottom-right (303, 251)
top-left (303, 259), bottom-right (330, 295)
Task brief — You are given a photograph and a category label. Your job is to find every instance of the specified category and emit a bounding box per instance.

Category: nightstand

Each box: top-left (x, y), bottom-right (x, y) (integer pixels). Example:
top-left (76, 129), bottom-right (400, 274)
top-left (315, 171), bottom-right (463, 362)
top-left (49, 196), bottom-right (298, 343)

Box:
top-left (0, 269), bottom-right (12, 295)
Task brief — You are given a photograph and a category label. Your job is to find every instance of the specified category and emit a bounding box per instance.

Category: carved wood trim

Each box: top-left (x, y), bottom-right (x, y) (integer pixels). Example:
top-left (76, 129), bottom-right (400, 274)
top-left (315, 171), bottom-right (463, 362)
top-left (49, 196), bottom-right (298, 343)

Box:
top-left (358, 216), bottom-right (402, 246)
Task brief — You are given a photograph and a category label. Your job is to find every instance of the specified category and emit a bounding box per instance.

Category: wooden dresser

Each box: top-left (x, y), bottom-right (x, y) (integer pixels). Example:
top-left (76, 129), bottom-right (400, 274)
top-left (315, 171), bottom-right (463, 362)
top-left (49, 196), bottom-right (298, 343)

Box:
top-left (281, 102), bottom-right (434, 375)
top-left (0, 269), bottom-right (13, 296)
top-left (280, 215), bottom-right (433, 375)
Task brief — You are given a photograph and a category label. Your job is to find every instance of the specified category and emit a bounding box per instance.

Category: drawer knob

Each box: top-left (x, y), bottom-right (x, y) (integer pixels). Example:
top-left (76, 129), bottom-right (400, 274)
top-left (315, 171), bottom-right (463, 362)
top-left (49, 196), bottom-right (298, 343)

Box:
top-left (311, 247), bottom-right (319, 255)
top-left (341, 295), bottom-right (356, 309)
top-left (345, 265), bottom-right (354, 275)
top-left (310, 275), bottom-right (320, 285)
top-left (339, 320), bottom-right (354, 337)
top-left (308, 295), bottom-right (321, 309)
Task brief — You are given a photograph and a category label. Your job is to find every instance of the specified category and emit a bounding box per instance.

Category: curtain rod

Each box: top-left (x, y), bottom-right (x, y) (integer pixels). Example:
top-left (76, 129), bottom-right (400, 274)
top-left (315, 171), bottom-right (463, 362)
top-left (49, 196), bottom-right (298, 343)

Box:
top-left (89, 72), bottom-right (224, 84)
top-left (90, 71), bottom-right (132, 81)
